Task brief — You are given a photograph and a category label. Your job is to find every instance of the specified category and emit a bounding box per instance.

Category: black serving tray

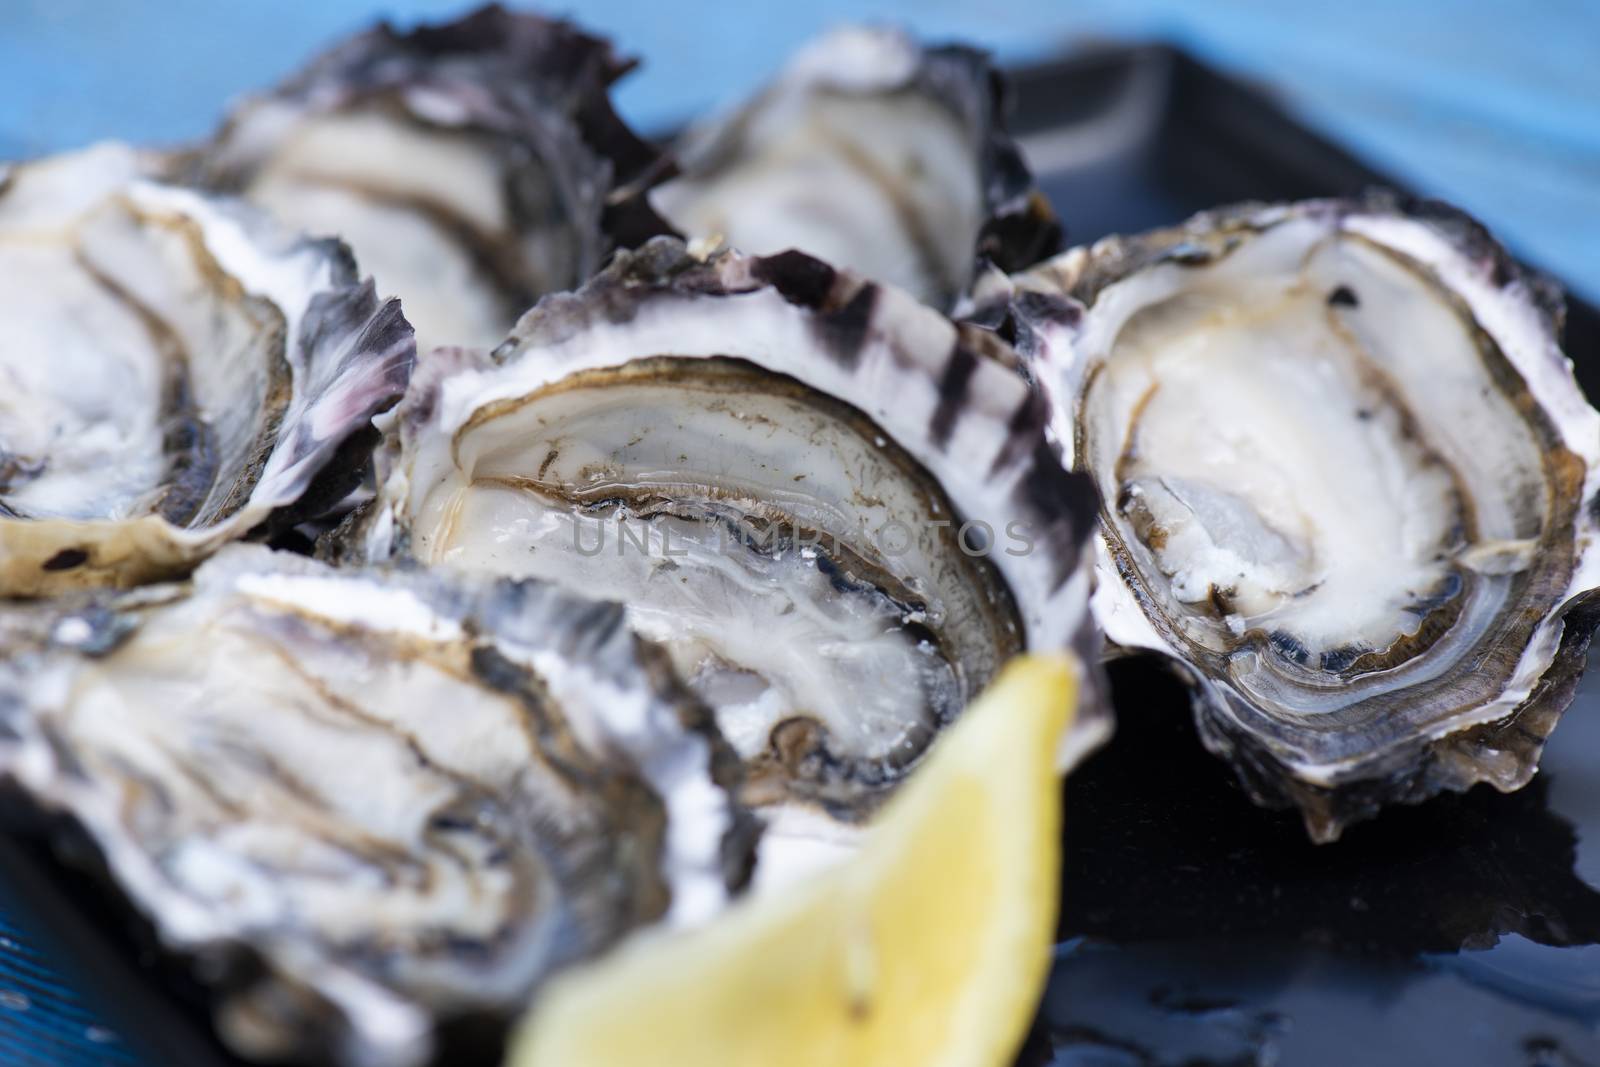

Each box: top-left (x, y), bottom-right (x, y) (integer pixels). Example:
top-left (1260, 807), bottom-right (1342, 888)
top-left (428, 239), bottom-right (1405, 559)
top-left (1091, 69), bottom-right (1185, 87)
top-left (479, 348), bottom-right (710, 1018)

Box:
top-left (3, 43), bottom-right (1599, 1067)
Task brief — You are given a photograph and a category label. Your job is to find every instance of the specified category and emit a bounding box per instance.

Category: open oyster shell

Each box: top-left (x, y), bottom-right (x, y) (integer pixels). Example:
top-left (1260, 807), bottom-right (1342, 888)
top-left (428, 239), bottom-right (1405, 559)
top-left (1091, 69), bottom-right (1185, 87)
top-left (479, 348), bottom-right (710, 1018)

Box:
top-left (0, 544), bottom-right (749, 1067)
top-left (0, 143), bottom-right (413, 596)
top-left (651, 26), bottom-right (1061, 310)
top-left (336, 238), bottom-right (1104, 877)
top-left (985, 196), bottom-right (1600, 840)
top-left (190, 5), bottom-right (673, 355)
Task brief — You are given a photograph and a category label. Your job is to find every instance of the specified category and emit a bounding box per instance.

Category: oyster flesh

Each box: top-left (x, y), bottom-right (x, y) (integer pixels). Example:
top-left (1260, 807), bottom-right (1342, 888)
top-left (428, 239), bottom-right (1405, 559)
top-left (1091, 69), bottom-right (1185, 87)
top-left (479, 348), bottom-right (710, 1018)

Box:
top-left (0, 544), bottom-right (748, 1067)
top-left (651, 26), bottom-right (1061, 310)
top-left (191, 5), bottom-right (673, 354)
top-left (988, 196), bottom-right (1600, 839)
top-left (0, 143), bottom-right (413, 596)
top-left (340, 238), bottom-right (1104, 874)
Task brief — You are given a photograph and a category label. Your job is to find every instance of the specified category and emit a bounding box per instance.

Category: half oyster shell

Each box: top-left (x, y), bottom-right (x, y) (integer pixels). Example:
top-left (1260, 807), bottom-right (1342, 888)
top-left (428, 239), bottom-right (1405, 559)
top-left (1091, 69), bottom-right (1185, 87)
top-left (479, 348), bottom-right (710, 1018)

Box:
top-left (190, 5), bottom-right (672, 354)
top-left (0, 143), bottom-right (413, 596)
top-left (0, 544), bottom-right (748, 1067)
top-left (339, 238), bottom-right (1104, 873)
top-left (987, 196), bottom-right (1600, 839)
top-left (651, 26), bottom-right (1061, 310)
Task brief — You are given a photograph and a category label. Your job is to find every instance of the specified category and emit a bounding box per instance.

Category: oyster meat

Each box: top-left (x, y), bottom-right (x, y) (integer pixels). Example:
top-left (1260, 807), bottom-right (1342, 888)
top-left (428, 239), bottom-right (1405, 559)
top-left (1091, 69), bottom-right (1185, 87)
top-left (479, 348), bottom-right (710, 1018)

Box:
top-left (191, 5), bottom-right (672, 354)
top-left (341, 239), bottom-right (1104, 873)
top-left (651, 26), bottom-right (1061, 310)
top-left (990, 197), bottom-right (1600, 839)
top-left (0, 544), bottom-right (747, 1067)
top-left (0, 143), bottom-right (413, 596)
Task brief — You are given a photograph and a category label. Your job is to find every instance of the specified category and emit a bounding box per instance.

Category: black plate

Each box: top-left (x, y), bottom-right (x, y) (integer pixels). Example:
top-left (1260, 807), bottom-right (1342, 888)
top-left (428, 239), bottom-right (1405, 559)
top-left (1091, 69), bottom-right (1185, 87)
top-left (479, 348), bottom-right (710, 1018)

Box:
top-left (3, 43), bottom-right (1599, 1067)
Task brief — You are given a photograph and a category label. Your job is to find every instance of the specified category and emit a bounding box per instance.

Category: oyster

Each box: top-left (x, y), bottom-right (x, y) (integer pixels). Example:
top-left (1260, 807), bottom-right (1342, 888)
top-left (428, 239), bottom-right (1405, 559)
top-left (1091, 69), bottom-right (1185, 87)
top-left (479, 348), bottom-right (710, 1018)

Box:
top-left (987, 197), bottom-right (1600, 839)
top-left (191, 5), bottom-right (672, 355)
top-left (0, 544), bottom-right (748, 1067)
top-left (339, 238), bottom-right (1104, 872)
top-left (651, 26), bottom-right (1061, 310)
top-left (0, 143), bottom-right (413, 596)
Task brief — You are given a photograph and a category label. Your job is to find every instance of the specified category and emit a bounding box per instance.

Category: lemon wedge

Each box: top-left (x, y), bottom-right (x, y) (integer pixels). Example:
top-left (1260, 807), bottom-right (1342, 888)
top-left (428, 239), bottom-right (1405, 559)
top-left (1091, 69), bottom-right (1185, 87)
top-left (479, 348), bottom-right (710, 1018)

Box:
top-left (508, 654), bottom-right (1077, 1067)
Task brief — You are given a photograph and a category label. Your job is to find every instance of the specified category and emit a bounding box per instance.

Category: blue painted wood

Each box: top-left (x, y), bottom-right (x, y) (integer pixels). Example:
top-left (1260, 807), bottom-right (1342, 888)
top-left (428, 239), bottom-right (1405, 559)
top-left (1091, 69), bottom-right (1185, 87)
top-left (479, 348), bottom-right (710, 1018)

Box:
top-left (0, 906), bottom-right (138, 1066)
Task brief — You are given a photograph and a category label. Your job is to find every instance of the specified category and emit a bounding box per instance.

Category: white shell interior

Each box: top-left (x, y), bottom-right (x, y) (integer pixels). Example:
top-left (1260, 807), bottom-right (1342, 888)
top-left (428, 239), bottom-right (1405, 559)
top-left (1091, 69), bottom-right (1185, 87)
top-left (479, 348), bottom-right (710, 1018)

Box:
top-left (405, 365), bottom-right (1012, 785)
top-left (1092, 227), bottom-right (1502, 654)
top-left (1073, 216), bottom-right (1572, 723)
top-left (0, 146), bottom-right (284, 523)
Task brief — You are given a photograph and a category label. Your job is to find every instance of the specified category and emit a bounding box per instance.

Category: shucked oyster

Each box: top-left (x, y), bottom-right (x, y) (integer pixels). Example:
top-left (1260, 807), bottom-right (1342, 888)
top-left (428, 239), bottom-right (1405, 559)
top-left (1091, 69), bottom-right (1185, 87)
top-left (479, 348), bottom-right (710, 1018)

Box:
top-left (986, 197), bottom-right (1600, 839)
top-left (191, 5), bottom-right (672, 354)
top-left (0, 143), bottom-right (413, 596)
top-left (0, 544), bottom-right (747, 1067)
top-left (652, 26), bottom-right (1061, 310)
top-left (339, 238), bottom-right (1104, 874)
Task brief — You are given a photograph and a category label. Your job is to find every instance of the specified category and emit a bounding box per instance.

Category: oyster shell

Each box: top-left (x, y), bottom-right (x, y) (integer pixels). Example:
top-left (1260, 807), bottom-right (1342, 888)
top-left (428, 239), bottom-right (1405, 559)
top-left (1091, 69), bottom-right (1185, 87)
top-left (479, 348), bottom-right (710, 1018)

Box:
top-left (338, 238), bottom-right (1105, 873)
top-left (987, 196), bottom-right (1600, 839)
top-left (651, 26), bottom-right (1061, 310)
top-left (190, 5), bottom-right (672, 355)
top-left (0, 544), bottom-right (748, 1067)
top-left (0, 142), bottom-right (413, 596)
